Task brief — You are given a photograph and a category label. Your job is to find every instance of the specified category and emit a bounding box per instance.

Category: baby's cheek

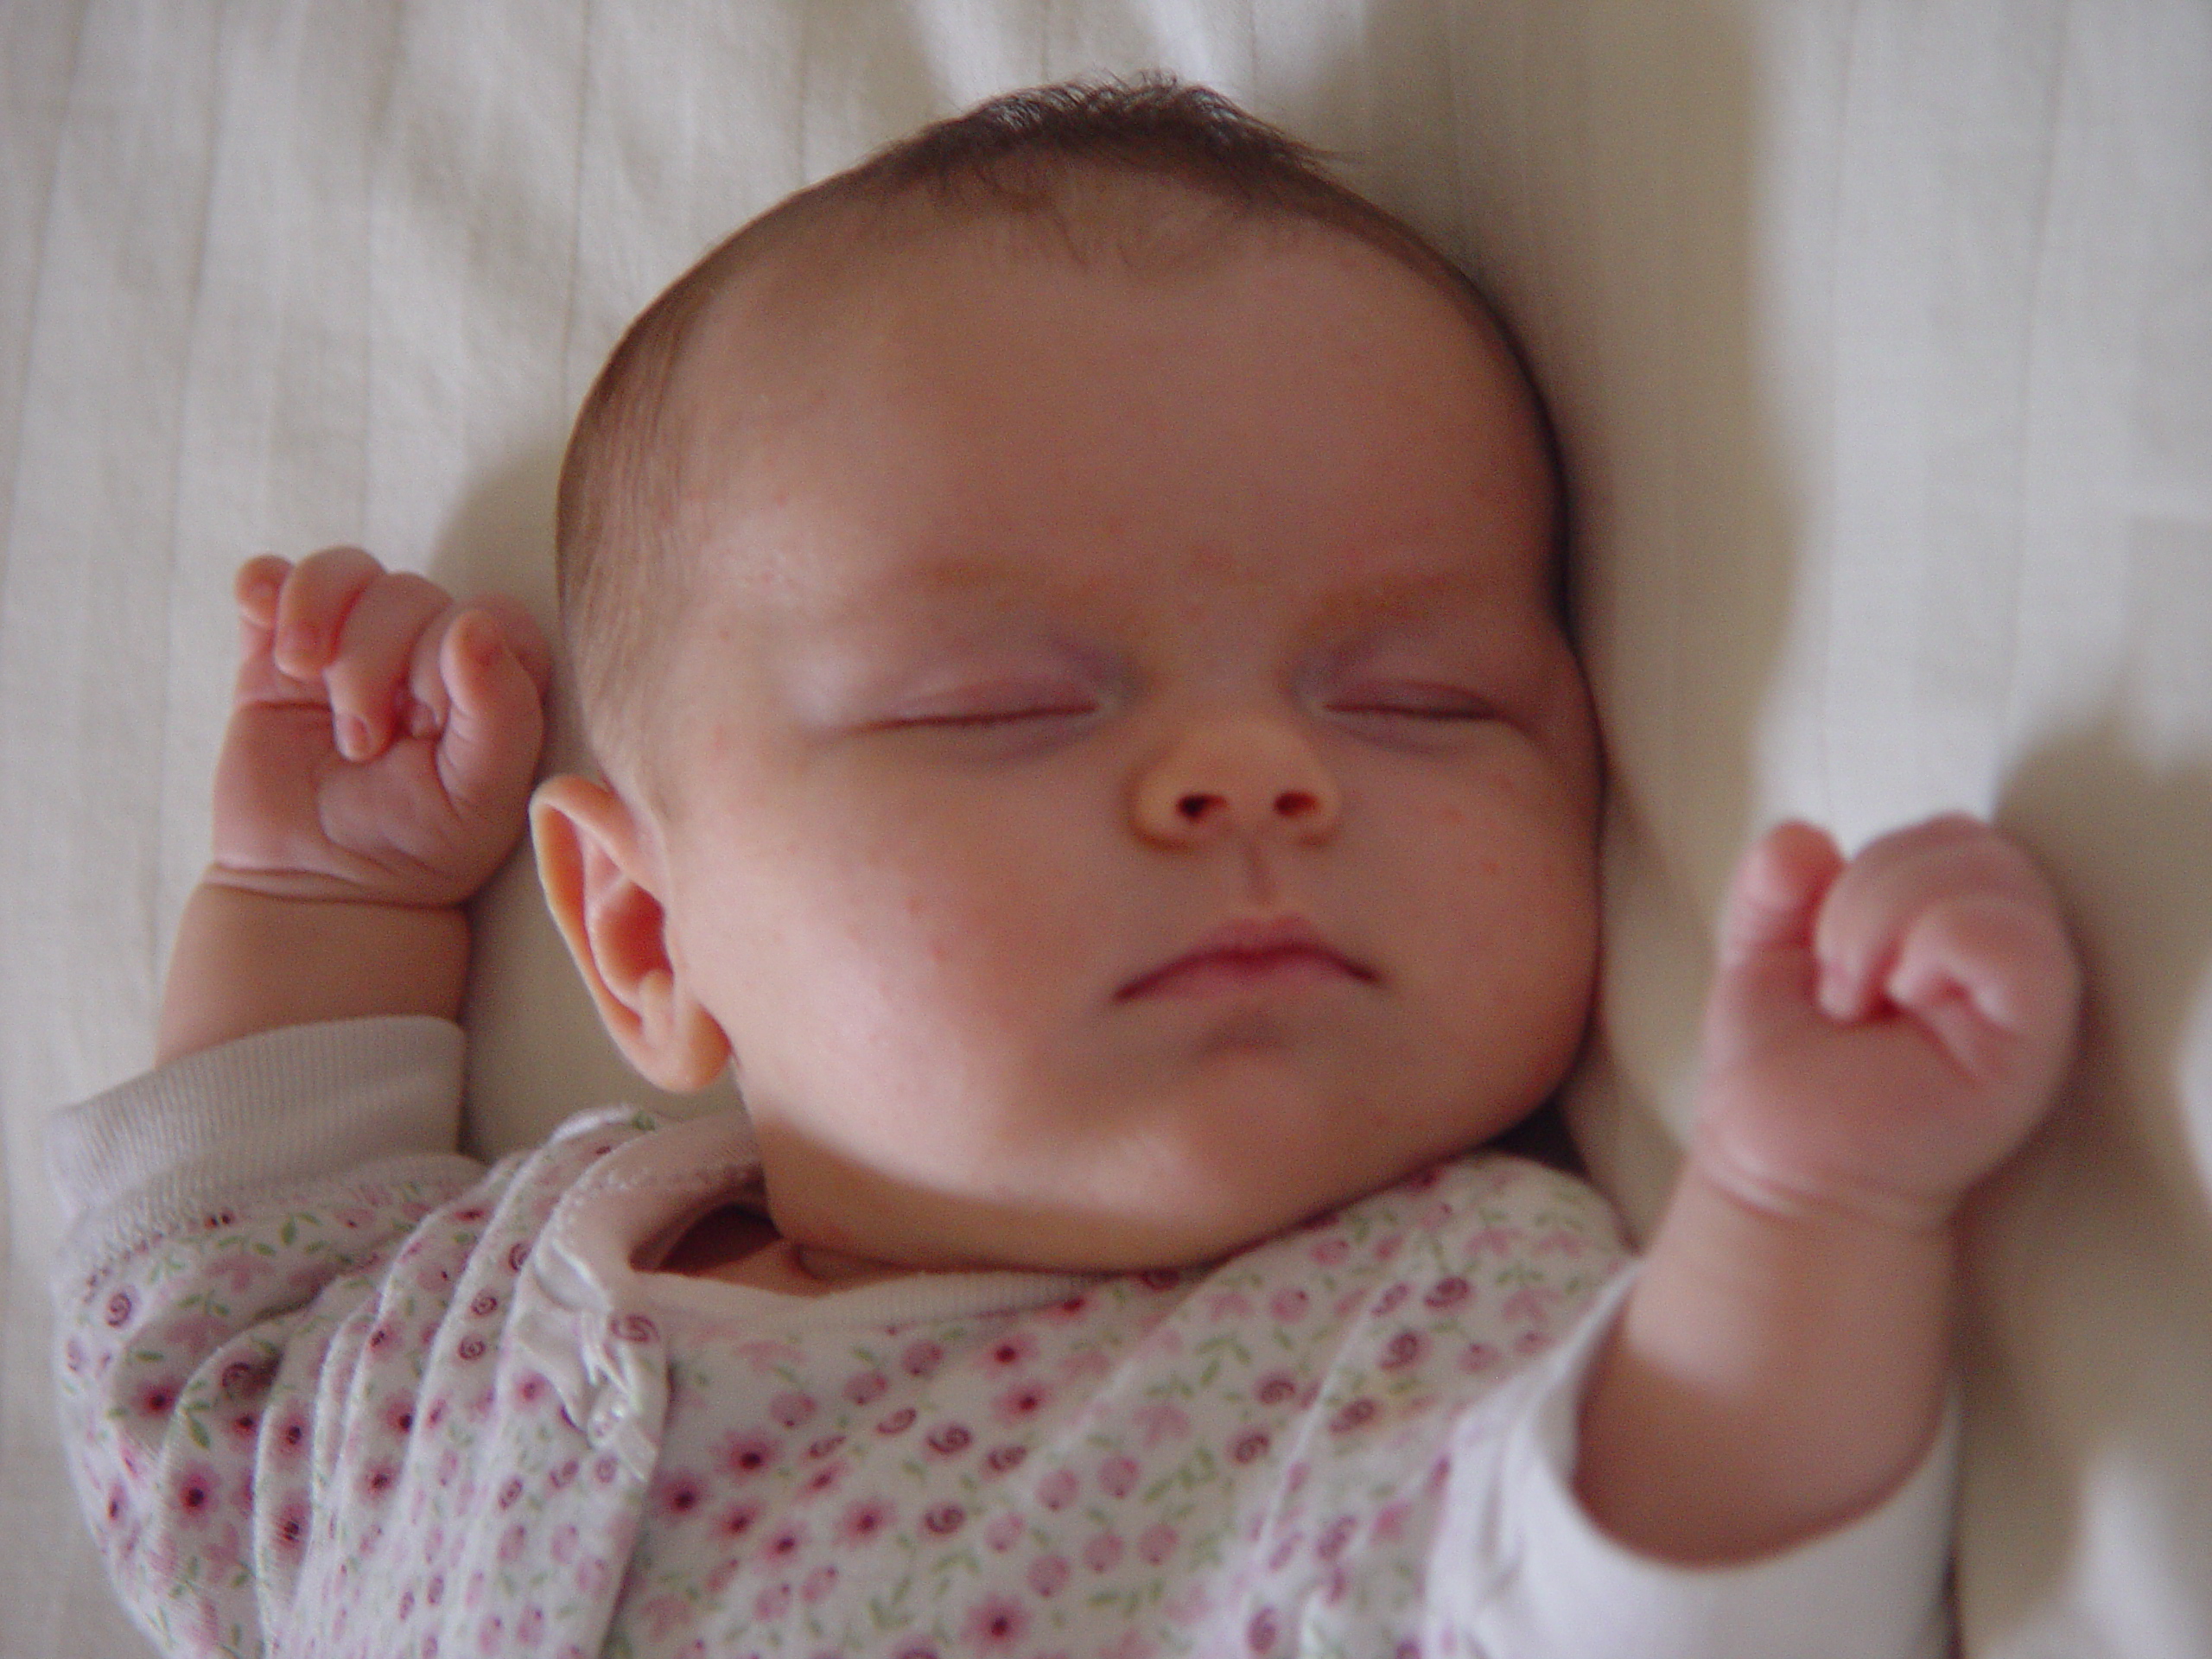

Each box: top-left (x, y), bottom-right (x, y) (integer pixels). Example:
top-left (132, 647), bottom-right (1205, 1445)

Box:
top-left (1419, 807), bottom-right (1596, 1018)
top-left (794, 836), bottom-right (1086, 1060)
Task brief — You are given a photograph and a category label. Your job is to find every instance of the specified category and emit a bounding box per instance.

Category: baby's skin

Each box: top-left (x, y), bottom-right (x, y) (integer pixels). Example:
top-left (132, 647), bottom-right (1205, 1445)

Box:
top-left (157, 221), bottom-right (2079, 1576)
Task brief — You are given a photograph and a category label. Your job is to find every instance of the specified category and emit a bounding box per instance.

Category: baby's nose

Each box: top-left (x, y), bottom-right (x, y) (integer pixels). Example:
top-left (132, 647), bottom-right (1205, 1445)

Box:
top-left (1131, 713), bottom-right (1342, 845)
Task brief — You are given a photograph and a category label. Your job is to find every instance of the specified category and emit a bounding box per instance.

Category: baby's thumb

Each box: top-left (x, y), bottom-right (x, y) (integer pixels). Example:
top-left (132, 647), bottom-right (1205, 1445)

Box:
top-left (1700, 822), bottom-right (1848, 1079)
top-left (436, 609), bottom-right (547, 812)
top-left (1718, 822), bottom-right (1845, 969)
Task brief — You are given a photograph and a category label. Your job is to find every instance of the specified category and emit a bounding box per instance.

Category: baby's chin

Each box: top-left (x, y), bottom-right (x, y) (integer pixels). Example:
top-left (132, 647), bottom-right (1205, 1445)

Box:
top-left (765, 1121), bottom-right (1510, 1277)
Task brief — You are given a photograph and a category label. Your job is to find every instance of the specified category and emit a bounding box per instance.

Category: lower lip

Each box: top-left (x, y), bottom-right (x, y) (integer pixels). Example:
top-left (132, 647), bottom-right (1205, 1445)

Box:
top-left (1126, 947), bottom-right (1360, 999)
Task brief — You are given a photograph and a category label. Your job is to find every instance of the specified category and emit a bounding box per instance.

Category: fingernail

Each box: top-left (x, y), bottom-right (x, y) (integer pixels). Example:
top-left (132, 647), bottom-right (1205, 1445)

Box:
top-left (463, 615), bottom-right (502, 667)
top-left (1817, 974), bottom-right (1855, 1022)
top-left (337, 714), bottom-right (371, 760)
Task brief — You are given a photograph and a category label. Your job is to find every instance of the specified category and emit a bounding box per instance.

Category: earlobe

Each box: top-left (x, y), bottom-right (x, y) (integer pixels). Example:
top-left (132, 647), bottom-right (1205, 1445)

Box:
top-left (530, 774), bottom-right (731, 1091)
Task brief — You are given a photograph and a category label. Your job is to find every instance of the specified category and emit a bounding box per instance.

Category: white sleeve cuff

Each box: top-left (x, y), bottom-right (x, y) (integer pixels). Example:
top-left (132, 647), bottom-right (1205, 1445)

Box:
top-left (46, 1015), bottom-right (469, 1262)
top-left (1439, 1268), bottom-right (1958, 1659)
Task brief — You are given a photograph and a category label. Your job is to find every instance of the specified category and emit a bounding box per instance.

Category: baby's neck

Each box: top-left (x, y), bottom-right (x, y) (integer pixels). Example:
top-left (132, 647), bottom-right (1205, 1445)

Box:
top-left (654, 1204), bottom-right (910, 1295)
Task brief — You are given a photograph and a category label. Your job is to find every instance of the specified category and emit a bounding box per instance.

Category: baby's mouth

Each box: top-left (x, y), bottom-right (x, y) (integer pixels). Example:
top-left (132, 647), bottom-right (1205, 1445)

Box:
top-left (1116, 915), bottom-right (1375, 1001)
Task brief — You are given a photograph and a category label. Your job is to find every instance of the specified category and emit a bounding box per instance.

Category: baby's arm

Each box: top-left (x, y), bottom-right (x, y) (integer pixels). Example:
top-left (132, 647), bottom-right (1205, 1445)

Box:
top-left (1573, 816), bottom-right (2079, 1563)
top-left (157, 549), bottom-right (548, 1061)
top-left (54, 551), bottom-right (546, 1649)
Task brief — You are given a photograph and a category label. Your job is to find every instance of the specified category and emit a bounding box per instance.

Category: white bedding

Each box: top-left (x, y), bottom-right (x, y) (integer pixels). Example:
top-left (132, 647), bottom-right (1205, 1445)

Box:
top-left (4, 3), bottom-right (2207, 1654)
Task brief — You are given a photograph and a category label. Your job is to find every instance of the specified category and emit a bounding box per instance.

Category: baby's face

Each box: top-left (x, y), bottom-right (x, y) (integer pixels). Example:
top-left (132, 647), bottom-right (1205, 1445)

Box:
top-left (642, 213), bottom-right (1599, 1272)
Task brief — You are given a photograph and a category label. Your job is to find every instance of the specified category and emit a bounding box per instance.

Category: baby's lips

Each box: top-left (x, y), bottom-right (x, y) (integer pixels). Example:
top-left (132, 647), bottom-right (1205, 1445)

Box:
top-left (1116, 914), bottom-right (1374, 1000)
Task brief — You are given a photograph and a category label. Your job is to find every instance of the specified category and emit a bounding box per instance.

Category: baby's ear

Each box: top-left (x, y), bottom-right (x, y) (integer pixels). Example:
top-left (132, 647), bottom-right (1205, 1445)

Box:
top-left (530, 774), bottom-right (731, 1091)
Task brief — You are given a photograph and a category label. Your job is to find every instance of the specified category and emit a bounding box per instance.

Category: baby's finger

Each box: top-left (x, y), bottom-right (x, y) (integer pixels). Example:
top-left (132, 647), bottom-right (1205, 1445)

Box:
top-left (232, 556), bottom-right (291, 661)
top-left (433, 608), bottom-right (547, 815)
top-left (1885, 889), bottom-right (2080, 1084)
top-left (324, 570), bottom-right (456, 760)
top-left (271, 546), bottom-right (384, 681)
top-left (1719, 821), bottom-right (1845, 969)
top-left (467, 593), bottom-right (553, 697)
top-left (234, 555), bottom-right (290, 629)
top-left (403, 595), bottom-right (550, 745)
top-left (1811, 815), bottom-right (2047, 1023)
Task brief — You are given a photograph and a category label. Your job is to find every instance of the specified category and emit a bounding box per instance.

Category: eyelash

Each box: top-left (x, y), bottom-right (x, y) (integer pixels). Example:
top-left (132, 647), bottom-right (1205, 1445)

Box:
top-left (882, 665), bottom-right (1497, 736)
top-left (1325, 690), bottom-right (1497, 722)
top-left (893, 700), bottom-right (1099, 729)
top-left (896, 702), bottom-right (1493, 738)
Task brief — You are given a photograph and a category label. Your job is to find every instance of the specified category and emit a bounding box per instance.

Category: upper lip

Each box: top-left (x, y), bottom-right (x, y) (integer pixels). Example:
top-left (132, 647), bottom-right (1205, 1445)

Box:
top-left (1116, 915), bottom-right (1376, 1000)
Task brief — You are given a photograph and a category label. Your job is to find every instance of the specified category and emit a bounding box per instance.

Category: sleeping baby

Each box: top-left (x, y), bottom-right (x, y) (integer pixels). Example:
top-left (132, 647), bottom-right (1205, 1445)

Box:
top-left (50, 79), bottom-right (2079, 1658)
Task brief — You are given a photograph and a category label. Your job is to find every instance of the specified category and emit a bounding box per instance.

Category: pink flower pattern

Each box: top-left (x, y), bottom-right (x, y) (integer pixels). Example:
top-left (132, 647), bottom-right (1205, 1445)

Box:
top-left (54, 1091), bottom-right (1627, 1656)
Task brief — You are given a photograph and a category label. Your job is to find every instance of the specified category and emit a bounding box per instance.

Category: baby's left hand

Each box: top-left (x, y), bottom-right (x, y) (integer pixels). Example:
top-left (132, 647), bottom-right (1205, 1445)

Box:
top-left (1692, 814), bottom-right (2081, 1231)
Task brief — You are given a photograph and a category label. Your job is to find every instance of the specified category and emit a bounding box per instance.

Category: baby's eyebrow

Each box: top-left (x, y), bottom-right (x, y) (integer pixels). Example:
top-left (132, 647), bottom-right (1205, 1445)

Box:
top-left (821, 556), bottom-right (1025, 619)
top-left (807, 553), bottom-right (1510, 643)
top-left (810, 555), bottom-right (1112, 639)
top-left (1295, 568), bottom-right (1503, 634)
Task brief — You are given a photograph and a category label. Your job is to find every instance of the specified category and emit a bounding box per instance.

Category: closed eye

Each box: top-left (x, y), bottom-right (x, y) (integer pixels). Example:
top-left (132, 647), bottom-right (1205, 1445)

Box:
top-left (1325, 685), bottom-right (1498, 721)
top-left (898, 703), bottom-right (1096, 728)
top-left (882, 683), bottom-right (1103, 730)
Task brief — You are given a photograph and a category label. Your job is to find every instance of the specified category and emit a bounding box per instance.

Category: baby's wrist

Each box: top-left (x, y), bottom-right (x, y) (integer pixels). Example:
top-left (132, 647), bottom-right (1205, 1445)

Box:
top-left (1682, 1075), bottom-right (1980, 1240)
top-left (1677, 1135), bottom-right (1961, 1255)
top-left (156, 881), bottom-right (471, 1065)
top-left (1586, 1147), bottom-right (1957, 1564)
top-left (199, 859), bottom-right (473, 914)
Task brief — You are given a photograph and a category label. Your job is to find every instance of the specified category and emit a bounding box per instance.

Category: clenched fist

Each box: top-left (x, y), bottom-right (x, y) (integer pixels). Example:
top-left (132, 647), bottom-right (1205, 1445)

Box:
top-left (1692, 815), bottom-right (2081, 1232)
top-left (207, 547), bottom-right (551, 909)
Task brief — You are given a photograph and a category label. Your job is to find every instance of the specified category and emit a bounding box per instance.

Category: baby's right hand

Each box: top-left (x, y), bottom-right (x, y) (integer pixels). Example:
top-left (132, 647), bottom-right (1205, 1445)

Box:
top-left (207, 548), bottom-right (550, 909)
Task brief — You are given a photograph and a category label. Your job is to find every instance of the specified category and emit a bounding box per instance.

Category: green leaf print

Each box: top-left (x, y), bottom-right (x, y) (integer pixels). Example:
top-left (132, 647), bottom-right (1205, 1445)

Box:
top-left (868, 1573), bottom-right (917, 1629)
top-left (928, 1547), bottom-right (981, 1583)
top-left (1173, 1446), bottom-right (1220, 1491)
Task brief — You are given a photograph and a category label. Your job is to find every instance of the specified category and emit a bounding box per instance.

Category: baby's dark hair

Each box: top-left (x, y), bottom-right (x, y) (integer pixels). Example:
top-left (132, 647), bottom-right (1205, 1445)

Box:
top-left (556, 75), bottom-right (1566, 786)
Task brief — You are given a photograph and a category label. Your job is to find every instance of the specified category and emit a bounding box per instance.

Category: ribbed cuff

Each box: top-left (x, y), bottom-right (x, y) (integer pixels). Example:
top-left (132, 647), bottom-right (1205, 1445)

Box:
top-left (46, 1016), bottom-right (468, 1258)
top-left (1442, 1268), bottom-right (1957, 1658)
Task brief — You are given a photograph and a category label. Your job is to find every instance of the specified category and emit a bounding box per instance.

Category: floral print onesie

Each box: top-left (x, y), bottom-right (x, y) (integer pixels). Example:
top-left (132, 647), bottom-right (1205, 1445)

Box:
top-left (48, 1018), bottom-right (1955, 1658)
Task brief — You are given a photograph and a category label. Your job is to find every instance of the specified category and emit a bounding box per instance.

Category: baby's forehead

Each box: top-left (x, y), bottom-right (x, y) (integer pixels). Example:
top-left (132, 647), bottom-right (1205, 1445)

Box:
top-left (627, 181), bottom-right (1564, 693)
top-left (671, 173), bottom-right (1520, 422)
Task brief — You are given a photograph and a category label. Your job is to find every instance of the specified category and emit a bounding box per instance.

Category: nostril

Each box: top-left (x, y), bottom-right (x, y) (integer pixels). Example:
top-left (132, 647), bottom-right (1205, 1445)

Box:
top-left (1177, 792), bottom-right (1219, 823)
top-left (1275, 790), bottom-right (1319, 817)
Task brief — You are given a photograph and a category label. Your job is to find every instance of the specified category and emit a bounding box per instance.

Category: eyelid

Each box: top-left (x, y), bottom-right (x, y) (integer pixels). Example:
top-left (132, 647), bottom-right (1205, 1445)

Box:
top-left (898, 702), bottom-right (1098, 728)
top-left (883, 677), bottom-right (1103, 726)
top-left (1323, 680), bottom-right (1499, 720)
